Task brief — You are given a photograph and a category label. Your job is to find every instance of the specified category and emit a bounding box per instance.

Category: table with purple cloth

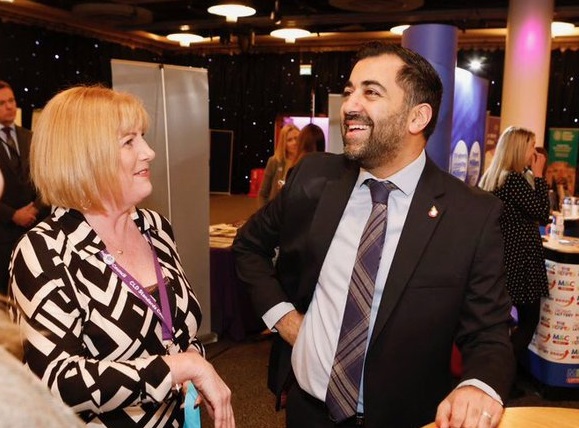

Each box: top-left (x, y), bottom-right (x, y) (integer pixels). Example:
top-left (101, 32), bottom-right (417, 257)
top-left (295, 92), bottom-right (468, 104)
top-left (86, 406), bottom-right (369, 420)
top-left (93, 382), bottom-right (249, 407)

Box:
top-left (209, 224), bottom-right (264, 341)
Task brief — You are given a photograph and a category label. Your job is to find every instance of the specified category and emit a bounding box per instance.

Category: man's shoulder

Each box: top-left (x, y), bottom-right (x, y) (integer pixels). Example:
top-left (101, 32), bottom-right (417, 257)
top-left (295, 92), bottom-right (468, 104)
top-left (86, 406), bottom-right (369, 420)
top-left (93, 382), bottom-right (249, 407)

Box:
top-left (14, 125), bottom-right (32, 141)
top-left (426, 160), bottom-right (501, 204)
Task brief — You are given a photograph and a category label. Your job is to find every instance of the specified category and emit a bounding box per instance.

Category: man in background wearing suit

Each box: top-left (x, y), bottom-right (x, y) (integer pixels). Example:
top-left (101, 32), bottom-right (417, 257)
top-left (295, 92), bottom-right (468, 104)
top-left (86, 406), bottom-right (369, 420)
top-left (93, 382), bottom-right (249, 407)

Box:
top-left (233, 42), bottom-right (515, 428)
top-left (0, 80), bottom-right (45, 295)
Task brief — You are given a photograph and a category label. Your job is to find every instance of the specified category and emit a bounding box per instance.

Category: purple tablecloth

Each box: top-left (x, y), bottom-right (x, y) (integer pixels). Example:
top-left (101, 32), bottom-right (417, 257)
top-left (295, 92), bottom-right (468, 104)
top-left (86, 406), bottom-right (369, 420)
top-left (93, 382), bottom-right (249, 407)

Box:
top-left (210, 246), bottom-right (265, 341)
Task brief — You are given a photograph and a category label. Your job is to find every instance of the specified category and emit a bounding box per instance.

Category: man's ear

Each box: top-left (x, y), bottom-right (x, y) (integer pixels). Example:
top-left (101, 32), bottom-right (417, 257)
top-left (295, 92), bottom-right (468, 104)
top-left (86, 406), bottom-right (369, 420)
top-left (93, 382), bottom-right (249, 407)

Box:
top-left (408, 103), bottom-right (432, 135)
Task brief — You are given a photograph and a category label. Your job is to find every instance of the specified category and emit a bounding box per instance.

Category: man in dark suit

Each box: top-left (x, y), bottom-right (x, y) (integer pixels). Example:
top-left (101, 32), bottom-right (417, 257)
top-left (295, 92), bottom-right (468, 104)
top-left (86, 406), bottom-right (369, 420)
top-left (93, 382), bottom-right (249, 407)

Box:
top-left (0, 80), bottom-right (45, 295)
top-left (233, 42), bottom-right (515, 428)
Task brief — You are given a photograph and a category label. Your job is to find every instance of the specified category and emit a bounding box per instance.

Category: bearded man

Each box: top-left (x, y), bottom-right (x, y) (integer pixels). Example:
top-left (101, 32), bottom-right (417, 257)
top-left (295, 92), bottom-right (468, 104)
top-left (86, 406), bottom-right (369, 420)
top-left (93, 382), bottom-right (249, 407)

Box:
top-left (233, 42), bottom-right (515, 428)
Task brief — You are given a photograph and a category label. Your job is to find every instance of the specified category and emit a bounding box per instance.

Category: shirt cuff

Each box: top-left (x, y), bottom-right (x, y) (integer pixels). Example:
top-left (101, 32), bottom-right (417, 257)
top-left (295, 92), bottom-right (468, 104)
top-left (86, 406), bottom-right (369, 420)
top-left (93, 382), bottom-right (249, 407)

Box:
top-left (262, 302), bottom-right (295, 330)
top-left (455, 379), bottom-right (504, 406)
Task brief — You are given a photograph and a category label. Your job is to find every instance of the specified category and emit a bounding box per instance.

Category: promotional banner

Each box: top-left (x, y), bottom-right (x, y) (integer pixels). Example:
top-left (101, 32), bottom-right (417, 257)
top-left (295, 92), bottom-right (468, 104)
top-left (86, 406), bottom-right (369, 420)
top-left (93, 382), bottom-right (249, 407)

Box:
top-left (529, 255), bottom-right (579, 387)
top-left (483, 116), bottom-right (501, 172)
top-left (547, 128), bottom-right (579, 196)
top-left (449, 68), bottom-right (489, 186)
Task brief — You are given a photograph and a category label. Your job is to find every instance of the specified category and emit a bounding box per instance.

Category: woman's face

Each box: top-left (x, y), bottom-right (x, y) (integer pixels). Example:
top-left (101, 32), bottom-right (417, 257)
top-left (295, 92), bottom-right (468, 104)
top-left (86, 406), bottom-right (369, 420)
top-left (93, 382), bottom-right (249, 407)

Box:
top-left (285, 129), bottom-right (300, 158)
top-left (118, 127), bottom-right (156, 208)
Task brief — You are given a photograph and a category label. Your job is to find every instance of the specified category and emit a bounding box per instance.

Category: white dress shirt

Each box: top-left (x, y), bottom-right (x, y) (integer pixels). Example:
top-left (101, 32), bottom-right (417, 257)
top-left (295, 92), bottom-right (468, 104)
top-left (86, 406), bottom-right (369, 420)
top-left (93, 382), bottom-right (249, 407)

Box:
top-left (291, 151), bottom-right (424, 410)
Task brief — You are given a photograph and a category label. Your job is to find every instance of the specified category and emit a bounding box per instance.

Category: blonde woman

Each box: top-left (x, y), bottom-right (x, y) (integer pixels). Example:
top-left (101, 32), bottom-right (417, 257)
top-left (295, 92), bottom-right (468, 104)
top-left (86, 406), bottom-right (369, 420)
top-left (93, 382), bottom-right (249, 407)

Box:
top-left (258, 124), bottom-right (300, 207)
top-left (479, 126), bottom-right (550, 372)
top-left (9, 86), bottom-right (234, 428)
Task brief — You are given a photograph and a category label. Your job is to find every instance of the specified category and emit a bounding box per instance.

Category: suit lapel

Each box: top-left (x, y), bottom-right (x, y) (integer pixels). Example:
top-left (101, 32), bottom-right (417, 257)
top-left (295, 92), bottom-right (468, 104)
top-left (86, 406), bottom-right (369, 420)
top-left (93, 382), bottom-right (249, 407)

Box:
top-left (369, 159), bottom-right (447, 346)
top-left (304, 161), bottom-right (359, 294)
top-left (15, 126), bottom-right (31, 177)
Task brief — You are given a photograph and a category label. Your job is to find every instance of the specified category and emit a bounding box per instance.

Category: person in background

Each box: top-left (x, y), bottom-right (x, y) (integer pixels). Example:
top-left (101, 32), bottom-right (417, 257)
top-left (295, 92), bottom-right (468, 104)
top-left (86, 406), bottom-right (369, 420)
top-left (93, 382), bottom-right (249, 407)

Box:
top-left (295, 123), bottom-right (326, 165)
top-left (300, 123), bottom-right (326, 154)
top-left (9, 86), bottom-right (234, 428)
top-left (0, 80), bottom-right (48, 295)
top-left (258, 123), bottom-right (300, 207)
top-left (0, 296), bottom-right (86, 428)
top-left (479, 126), bottom-right (550, 385)
top-left (233, 42), bottom-right (514, 428)
top-left (1, 172), bottom-right (84, 427)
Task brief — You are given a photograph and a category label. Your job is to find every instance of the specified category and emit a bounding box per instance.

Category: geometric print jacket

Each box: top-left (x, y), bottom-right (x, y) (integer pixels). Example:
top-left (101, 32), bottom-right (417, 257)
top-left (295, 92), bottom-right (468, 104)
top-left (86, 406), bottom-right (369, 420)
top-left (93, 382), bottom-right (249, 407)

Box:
top-left (10, 207), bottom-right (204, 427)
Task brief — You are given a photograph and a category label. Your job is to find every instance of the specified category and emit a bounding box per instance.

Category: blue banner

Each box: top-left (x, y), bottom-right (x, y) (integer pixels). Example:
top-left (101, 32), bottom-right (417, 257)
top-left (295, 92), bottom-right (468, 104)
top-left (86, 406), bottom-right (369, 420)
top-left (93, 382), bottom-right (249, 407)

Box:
top-left (449, 68), bottom-right (489, 185)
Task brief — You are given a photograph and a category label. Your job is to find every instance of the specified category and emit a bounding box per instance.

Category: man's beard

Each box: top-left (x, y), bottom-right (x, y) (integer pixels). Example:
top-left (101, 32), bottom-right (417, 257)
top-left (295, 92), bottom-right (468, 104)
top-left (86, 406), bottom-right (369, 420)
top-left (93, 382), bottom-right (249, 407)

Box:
top-left (342, 110), bottom-right (408, 170)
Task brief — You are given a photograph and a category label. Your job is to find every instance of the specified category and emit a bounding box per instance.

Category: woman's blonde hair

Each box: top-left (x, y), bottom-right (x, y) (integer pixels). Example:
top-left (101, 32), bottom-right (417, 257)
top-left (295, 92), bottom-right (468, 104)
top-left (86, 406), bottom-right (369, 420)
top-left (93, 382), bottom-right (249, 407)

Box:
top-left (31, 85), bottom-right (150, 213)
top-left (479, 126), bottom-right (536, 192)
top-left (273, 124), bottom-right (300, 164)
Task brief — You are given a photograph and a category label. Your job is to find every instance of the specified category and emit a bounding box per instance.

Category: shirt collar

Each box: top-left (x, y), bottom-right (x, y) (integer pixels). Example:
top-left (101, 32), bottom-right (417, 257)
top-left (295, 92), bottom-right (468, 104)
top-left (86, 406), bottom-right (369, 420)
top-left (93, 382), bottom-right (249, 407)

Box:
top-left (357, 150), bottom-right (426, 196)
top-left (1, 124), bottom-right (15, 140)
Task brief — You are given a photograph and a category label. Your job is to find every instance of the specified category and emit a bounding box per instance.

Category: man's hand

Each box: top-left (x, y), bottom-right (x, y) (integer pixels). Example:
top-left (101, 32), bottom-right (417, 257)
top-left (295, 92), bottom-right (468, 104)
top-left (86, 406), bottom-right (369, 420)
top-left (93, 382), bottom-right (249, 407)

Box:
top-left (274, 310), bottom-right (304, 346)
top-left (435, 386), bottom-right (504, 428)
top-left (12, 202), bottom-right (38, 228)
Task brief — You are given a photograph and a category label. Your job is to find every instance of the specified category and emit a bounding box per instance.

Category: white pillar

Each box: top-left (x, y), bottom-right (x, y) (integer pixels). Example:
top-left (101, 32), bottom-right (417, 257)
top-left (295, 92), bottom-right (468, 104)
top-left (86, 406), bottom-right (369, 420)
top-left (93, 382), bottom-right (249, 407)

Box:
top-left (500, 0), bottom-right (553, 147)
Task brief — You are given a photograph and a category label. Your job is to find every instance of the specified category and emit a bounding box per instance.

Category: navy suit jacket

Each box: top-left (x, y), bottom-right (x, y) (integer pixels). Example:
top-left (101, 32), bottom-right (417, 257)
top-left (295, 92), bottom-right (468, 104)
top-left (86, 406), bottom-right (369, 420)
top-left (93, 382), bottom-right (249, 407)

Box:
top-left (0, 125), bottom-right (40, 244)
top-left (233, 152), bottom-right (515, 428)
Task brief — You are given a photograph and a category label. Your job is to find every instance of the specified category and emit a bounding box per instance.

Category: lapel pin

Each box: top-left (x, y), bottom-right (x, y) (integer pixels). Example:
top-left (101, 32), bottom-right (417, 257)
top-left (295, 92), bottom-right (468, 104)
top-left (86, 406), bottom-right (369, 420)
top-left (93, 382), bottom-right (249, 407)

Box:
top-left (428, 205), bottom-right (438, 218)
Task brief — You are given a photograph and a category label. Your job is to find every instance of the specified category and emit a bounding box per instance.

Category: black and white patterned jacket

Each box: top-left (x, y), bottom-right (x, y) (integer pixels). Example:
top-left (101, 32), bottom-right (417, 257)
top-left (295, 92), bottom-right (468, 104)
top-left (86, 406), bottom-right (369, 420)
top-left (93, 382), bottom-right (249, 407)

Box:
top-left (10, 207), bottom-right (204, 427)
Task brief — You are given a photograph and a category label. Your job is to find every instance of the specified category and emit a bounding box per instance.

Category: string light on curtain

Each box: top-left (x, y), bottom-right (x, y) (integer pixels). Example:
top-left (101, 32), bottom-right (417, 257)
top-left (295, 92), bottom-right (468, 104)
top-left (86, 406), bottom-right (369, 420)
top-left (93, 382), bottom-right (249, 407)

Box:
top-left (270, 28), bottom-right (311, 43)
top-left (207, 2), bottom-right (256, 23)
top-left (551, 21), bottom-right (575, 37)
top-left (166, 33), bottom-right (204, 47)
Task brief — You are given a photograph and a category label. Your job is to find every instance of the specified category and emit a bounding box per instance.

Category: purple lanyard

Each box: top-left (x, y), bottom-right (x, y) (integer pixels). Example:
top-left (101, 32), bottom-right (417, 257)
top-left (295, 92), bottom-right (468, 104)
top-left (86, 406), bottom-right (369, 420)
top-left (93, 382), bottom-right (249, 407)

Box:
top-left (100, 232), bottom-right (173, 341)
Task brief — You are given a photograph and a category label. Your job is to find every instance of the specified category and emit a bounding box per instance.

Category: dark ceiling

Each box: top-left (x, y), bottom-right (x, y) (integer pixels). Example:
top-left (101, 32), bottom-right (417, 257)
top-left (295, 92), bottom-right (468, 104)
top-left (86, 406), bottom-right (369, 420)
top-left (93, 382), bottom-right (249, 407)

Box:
top-left (2, 1), bottom-right (579, 52)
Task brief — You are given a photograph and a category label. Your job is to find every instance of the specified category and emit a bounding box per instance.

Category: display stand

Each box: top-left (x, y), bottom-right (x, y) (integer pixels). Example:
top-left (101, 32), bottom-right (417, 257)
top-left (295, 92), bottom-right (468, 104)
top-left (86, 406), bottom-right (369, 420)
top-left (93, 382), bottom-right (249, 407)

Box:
top-left (528, 237), bottom-right (579, 387)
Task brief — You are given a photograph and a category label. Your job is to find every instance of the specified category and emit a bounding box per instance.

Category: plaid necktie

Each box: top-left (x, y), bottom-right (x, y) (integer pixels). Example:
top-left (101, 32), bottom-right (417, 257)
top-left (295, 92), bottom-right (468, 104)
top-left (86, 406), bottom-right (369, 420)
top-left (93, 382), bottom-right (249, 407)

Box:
top-left (325, 178), bottom-right (397, 422)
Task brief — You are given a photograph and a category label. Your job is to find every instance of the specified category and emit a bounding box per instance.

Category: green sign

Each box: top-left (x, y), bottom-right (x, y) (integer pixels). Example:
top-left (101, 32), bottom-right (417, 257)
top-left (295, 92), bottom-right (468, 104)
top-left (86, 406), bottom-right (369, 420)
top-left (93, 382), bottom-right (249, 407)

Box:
top-left (549, 128), bottom-right (579, 167)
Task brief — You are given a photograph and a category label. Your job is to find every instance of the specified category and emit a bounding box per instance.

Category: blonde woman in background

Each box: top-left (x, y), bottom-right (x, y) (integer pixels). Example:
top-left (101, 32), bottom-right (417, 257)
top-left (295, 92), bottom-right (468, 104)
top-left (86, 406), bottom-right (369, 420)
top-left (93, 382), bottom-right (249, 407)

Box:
top-left (258, 123), bottom-right (300, 207)
top-left (479, 126), bottom-right (550, 385)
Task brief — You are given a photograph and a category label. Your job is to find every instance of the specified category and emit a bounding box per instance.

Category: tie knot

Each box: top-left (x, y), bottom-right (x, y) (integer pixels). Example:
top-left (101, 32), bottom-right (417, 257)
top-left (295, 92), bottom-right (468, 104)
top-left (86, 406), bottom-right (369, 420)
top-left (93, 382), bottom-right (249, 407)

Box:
top-left (2, 127), bottom-right (11, 137)
top-left (366, 178), bottom-right (397, 205)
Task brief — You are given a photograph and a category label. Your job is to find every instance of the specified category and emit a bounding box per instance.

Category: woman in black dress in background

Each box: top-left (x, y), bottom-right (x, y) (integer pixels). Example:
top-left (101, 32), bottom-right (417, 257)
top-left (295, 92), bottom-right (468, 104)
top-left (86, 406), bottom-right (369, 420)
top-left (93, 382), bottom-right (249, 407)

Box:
top-left (479, 126), bottom-right (550, 370)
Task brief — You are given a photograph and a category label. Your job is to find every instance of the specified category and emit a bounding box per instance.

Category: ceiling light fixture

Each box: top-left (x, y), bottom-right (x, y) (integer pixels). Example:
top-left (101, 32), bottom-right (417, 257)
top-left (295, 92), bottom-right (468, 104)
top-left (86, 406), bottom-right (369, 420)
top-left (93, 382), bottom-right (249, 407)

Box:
top-left (270, 28), bottom-right (311, 43)
top-left (390, 25), bottom-right (410, 35)
top-left (166, 33), bottom-right (204, 47)
top-left (551, 21), bottom-right (575, 37)
top-left (207, 3), bottom-right (256, 23)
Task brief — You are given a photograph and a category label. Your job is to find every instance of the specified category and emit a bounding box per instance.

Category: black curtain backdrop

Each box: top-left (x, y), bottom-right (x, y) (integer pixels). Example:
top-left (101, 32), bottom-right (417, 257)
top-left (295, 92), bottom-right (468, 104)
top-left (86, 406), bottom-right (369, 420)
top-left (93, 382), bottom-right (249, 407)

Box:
top-left (2, 21), bottom-right (579, 193)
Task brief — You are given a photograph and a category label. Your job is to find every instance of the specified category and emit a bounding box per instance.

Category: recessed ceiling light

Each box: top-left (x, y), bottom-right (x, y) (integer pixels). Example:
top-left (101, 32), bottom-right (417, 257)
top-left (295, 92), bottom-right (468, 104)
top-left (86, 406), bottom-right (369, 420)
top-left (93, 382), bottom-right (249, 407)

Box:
top-left (167, 33), bottom-right (204, 47)
top-left (270, 28), bottom-right (311, 43)
top-left (207, 3), bottom-right (256, 23)
top-left (552, 21), bottom-right (575, 37)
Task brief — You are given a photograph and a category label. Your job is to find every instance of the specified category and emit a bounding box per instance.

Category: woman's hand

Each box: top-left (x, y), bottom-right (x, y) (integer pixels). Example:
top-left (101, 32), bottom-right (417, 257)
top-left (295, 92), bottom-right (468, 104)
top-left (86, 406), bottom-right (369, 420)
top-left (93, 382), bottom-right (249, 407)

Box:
top-left (530, 150), bottom-right (547, 178)
top-left (164, 351), bottom-right (235, 428)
